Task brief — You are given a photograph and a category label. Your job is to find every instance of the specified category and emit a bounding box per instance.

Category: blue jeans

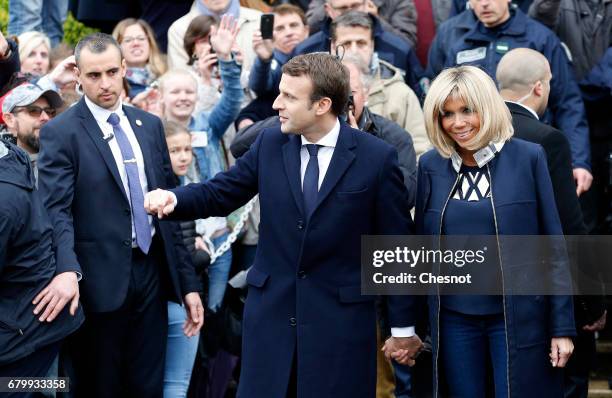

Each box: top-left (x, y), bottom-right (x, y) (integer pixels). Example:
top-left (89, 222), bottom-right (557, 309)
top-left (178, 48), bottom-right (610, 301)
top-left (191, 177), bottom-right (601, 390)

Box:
top-left (8, 0), bottom-right (68, 47)
top-left (207, 233), bottom-right (232, 312)
top-left (439, 308), bottom-right (508, 398)
top-left (164, 301), bottom-right (199, 398)
top-left (392, 361), bottom-right (413, 398)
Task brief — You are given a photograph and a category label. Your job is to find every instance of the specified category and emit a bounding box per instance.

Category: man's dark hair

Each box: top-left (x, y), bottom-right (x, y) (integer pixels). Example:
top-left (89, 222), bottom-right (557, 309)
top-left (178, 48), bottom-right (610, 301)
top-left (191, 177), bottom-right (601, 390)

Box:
top-left (74, 33), bottom-right (123, 67)
top-left (273, 4), bottom-right (307, 26)
top-left (330, 11), bottom-right (374, 42)
top-left (282, 53), bottom-right (350, 116)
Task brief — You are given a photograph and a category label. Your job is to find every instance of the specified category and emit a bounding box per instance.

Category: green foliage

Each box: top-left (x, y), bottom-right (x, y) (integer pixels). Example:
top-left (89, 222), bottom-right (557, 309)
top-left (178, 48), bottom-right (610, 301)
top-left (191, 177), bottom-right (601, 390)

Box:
top-left (63, 13), bottom-right (98, 46)
top-left (0, 0), bottom-right (97, 45)
top-left (0, 0), bottom-right (8, 35)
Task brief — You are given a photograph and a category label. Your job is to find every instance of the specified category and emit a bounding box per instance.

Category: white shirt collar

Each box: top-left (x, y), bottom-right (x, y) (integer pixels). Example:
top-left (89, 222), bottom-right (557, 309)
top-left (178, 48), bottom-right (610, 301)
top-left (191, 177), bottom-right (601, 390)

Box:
top-left (300, 119), bottom-right (341, 148)
top-left (84, 95), bottom-right (125, 126)
top-left (450, 141), bottom-right (506, 172)
top-left (506, 100), bottom-right (539, 120)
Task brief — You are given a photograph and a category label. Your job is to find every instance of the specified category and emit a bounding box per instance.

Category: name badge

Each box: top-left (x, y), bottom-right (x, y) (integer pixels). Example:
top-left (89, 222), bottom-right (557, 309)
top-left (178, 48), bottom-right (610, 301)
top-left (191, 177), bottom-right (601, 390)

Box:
top-left (495, 42), bottom-right (510, 54)
top-left (191, 131), bottom-right (208, 147)
top-left (456, 47), bottom-right (487, 64)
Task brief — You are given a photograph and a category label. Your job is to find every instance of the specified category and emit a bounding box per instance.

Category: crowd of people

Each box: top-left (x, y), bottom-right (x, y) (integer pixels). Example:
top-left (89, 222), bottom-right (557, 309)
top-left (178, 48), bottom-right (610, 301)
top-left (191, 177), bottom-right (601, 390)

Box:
top-left (0, 0), bottom-right (611, 397)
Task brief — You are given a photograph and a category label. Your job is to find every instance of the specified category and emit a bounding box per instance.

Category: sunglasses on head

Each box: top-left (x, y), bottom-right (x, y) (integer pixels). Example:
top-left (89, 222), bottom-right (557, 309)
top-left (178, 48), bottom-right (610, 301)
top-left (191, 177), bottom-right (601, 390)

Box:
top-left (13, 105), bottom-right (57, 118)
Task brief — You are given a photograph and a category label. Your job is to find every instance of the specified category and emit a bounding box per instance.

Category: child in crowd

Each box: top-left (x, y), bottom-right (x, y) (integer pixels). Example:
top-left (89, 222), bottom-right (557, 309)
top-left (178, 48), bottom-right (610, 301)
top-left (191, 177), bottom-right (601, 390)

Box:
top-left (158, 15), bottom-right (243, 313)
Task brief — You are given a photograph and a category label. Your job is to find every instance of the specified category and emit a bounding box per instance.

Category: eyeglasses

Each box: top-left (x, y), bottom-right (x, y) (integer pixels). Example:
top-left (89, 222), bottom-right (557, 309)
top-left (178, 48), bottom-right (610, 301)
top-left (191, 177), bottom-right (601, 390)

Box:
top-left (13, 105), bottom-right (57, 118)
top-left (122, 36), bottom-right (148, 44)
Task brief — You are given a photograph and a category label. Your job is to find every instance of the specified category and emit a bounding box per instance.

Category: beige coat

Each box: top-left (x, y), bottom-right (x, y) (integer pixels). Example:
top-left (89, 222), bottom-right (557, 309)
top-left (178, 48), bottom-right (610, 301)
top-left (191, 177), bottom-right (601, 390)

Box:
top-left (167, 3), bottom-right (261, 75)
top-left (368, 60), bottom-right (430, 158)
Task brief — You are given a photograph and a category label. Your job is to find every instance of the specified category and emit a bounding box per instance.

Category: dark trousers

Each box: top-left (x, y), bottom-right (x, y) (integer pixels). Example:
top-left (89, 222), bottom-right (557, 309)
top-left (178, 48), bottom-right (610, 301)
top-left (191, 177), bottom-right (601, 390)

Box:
top-left (0, 341), bottom-right (60, 398)
top-left (439, 308), bottom-right (508, 398)
top-left (68, 245), bottom-right (168, 398)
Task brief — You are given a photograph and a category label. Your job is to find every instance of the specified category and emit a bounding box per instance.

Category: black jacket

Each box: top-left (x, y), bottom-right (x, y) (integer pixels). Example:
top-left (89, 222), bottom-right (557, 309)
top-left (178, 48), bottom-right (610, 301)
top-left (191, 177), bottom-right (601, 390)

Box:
top-left (507, 102), bottom-right (586, 235)
top-left (0, 140), bottom-right (84, 365)
top-left (230, 108), bottom-right (417, 207)
top-left (507, 102), bottom-right (604, 325)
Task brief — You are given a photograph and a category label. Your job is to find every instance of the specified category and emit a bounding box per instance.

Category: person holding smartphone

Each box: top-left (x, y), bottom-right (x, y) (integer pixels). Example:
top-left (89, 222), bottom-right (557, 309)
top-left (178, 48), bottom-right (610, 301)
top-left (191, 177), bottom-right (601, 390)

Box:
top-left (249, 4), bottom-right (310, 97)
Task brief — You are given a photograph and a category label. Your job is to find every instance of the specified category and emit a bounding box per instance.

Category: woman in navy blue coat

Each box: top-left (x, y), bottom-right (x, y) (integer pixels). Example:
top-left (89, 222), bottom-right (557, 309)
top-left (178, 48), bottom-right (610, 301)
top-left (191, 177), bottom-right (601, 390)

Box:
top-left (412, 66), bottom-right (576, 397)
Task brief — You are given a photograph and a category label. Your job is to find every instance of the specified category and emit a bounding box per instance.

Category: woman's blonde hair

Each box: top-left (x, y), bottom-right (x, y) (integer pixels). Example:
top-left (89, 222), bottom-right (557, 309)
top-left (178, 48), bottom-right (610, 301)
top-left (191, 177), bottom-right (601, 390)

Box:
top-left (112, 18), bottom-right (167, 77)
top-left (423, 66), bottom-right (513, 158)
top-left (17, 31), bottom-right (51, 64)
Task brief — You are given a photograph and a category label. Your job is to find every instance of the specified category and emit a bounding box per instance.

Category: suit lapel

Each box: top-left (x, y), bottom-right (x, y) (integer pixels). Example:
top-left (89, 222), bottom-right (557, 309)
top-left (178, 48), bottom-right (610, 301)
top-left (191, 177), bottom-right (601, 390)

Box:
top-left (124, 106), bottom-right (157, 188)
top-left (78, 99), bottom-right (128, 201)
top-left (282, 134), bottom-right (305, 215)
top-left (314, 125), bottom-right (356, 211)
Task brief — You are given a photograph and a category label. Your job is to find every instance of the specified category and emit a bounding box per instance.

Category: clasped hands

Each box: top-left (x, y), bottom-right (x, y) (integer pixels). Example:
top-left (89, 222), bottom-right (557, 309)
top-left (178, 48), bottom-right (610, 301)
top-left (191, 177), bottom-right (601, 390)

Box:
top-left (144, 188), bottom-right (177, 219)
top-left (382, 335), bottom-right (424, 367)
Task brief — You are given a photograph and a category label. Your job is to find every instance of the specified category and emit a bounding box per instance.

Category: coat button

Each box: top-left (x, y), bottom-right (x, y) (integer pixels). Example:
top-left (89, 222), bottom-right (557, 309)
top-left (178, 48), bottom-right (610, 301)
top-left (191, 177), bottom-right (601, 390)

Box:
top-left (298, 270), bottom-right (306, 279)
top-left (297, 220), bottom-right (304, 230)
top-left (289, 317), bottom-right (297, 327)
top-left (124, 208), bottom-right (131, 215)
top-left (123, 239), bottom-right (131, 247)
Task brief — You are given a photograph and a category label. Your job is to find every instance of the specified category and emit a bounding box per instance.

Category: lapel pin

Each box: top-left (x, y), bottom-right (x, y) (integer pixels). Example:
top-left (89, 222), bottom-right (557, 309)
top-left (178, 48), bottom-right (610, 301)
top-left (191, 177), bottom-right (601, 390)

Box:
top-left (135, 119), bottom-right (142, 126)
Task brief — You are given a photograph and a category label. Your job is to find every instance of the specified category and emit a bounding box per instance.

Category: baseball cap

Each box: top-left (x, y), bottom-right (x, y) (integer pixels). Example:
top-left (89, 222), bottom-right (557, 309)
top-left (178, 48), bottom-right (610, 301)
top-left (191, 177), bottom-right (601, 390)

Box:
top-left (2, 83), bottom-right (63, 114)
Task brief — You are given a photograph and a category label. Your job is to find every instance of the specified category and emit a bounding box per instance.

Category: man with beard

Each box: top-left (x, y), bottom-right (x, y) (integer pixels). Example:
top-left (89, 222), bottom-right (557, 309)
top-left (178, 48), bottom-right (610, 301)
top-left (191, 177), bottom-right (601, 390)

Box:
top-left (2, 83), bottom-right (62, 184)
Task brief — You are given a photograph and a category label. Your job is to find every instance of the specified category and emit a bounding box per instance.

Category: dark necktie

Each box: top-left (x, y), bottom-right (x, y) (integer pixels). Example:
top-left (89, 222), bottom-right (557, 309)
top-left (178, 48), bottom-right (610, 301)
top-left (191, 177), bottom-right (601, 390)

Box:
top-left (107, 112), bottom-right (152, 254)
top-left (303, 144), bottom-right (320, 217)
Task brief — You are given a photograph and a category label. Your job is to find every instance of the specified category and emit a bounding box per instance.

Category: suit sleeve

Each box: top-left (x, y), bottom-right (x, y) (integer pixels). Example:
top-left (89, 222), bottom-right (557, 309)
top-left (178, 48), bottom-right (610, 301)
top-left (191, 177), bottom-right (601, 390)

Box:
top-left (374, 147), bottom-right (419, 327)
top-left (38, 123), bottom-right (82, 276)
top-left (541, 131), bottom-right (587, 235)
top-left (533, 147), bottom-right (576, 337)
top-left (170, 127), bottom-right (262, 221)
top-left (155, 118), bottom-right (202, 295)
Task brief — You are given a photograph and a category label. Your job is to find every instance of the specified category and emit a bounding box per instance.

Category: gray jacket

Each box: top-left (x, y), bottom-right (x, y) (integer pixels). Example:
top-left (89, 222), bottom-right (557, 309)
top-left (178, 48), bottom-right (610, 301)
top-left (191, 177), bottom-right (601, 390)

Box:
top-left (306, 0), bottom-right (418, 47)
top-left (529, 0), bottom-right (612, 80)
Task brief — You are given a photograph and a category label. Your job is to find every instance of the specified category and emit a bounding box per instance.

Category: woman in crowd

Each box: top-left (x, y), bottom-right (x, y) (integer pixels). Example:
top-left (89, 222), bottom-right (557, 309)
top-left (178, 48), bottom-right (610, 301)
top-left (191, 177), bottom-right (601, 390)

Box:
top-left (183, 15), bottom-right (223, 113)
top-left (158, 15), bottom-right (243, 313)
top-left (17, 31), bottom-right (51, 76)
top-left (413, 66), bottom-right (576, 397)
top-left (112, 18), bottom-right (167, 98)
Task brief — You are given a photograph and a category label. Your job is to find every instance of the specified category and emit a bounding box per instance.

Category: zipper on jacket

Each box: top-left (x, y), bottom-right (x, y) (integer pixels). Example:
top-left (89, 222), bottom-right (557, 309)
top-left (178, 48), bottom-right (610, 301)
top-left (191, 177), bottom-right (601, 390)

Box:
top-left (486, 164), bottom-right (511, 398)
top-left (434, 172), bottom-right (461, 398)
top-left (0, 319), bottom-right (23, 335)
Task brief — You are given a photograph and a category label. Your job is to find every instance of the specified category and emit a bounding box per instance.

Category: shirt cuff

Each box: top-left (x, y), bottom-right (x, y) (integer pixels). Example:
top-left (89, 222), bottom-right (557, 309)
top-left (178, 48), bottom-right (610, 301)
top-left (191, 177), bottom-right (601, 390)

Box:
top-left (391, 326), bottom-right (416, 338)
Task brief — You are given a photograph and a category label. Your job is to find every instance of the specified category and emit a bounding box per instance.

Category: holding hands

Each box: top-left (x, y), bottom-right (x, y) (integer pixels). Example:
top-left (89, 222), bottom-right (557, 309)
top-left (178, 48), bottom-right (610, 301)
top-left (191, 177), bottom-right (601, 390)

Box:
top-left (144, 188), bottom-right (177, 219)
top-left (382, 335), bottom-right (424, 367)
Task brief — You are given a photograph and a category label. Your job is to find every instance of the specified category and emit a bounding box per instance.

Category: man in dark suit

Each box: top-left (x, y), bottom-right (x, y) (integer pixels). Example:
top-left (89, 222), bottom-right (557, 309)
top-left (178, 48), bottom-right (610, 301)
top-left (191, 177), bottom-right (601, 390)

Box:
top-left (497, 48), bottom-right (606, 398)
top-left (496, 48), bottom-right (586, 235)
top-left (145, 53), bottom-right (423, 398)
top-left (37, 33), bottom-right (203, 397)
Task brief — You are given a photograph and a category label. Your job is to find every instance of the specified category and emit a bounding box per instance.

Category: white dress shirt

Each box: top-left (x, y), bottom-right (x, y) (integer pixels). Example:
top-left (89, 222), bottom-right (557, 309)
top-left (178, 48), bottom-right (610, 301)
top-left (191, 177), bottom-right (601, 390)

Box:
top-left (300, 119), bottom-right (340, 190)
top-left (506, 100), bottom-right (540, 120)
top-left (84, 96), bottom-right (155, 244)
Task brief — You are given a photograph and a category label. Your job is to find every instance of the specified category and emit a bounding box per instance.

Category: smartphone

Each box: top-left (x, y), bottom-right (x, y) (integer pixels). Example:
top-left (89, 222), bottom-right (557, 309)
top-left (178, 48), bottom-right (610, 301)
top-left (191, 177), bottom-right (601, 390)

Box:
top-left (347, 94), bottom-right (355, 115)
top-left (260, 14), bottom-right (275, 40)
